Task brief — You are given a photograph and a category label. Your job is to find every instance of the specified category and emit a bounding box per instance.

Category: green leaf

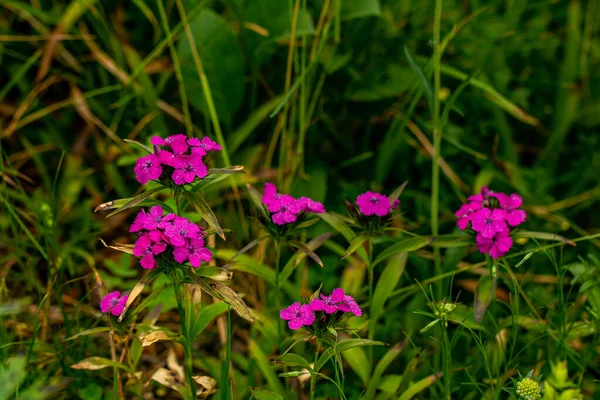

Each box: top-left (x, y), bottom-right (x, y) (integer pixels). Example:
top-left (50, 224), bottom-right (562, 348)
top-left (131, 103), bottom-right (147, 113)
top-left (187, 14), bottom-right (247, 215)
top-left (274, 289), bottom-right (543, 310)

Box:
top-left (249, 340), bottom-right (286, 396)
top-left (246, 183), bottom-right (269, 219)
top-left (343, 235), bottom-right (370, 259)
top-left (369, 253), bottom-right (407, 335)
top-left (185, 191), bottom-right (225, 240)
top-left (0, 357), bottom-right (27, 399)
top-left (207, 166), bottom-right (245, 175)
top-left (63, 327), bottom-right (111, 342)
top-left (316, 339), bottom-right (386, 371)
top-left (372, 237), bottom-right (431, 267)
top-left (98, 186), bottom-right (164, 216)
top-left (273, 353), bottom-right (312, 369)
top-left (178, 10), bottom-right (244, 125)
top-left (397, 372), bottom-right (442, 400)
top-left (364, 343), bottom-right (405, 400)
top-left (512, 231), bottom-right (575, 246)
top-left (388, 181), bottom-right (409, 203)
top-left (474, 275), bottom-right (496, 323)
top-left (216, 249), bottom-right (275, 285)
top-left (404, 46), bottom-right (432, 112)
top-left (342, 346), bottom-right (370, 386)
top-left (288, 241), bottom-right (324, 267)
top-left (244, 0), bottom-right (315, 67)
top-left (250, 388), bottom-right (285, 400)
top-left (341, 0), bottom-right (381, 20)
top-left (429, 234), bottom-right (473, 248)
top-left (192, 302), bottom-right (229, 338)
top-left (228, 96), bottom-right (282, 154)
top-left (117, 268), bottom-right (164, 322)
top-left (280, 233), bottom-right (332, 283)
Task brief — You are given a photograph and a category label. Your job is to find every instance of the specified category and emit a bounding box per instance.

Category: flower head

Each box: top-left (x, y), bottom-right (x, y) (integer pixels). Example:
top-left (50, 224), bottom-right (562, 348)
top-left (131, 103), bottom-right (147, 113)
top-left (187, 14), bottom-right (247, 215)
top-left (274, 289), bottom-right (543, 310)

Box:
top-left (310, 288), bottom-right (345, 314)
top-left (164, 217), bottom-right (202, 246)
top-left (280, 302), bottom-right (315, 330)
top-left (130, 209), bottom-right (149, 232)
top-left (143, 206), bottom-right (175, 230)
top-left (299, 197), bottom-right (325, 214)
top-left (356, 191), bottom-right (392, 217)
top-left (515, 377), bottom-right (542, 400)
top-left (337, 294), bottom-right (362, 316)
top-left (455, 202), bottom-right (482, 230)
top-left (471, 208), bottom-right (508, 238)
top-left (189, 136), bottom-right (222, 156)
top-left (268, 195), bottom-right (302, 225)
top-left (172, 155), bottom-right (207, 185)
top-left (134, 154), bottom-right (162, 184)
top-left (496, 193), bottom-right (527, 227)
top-left (173, 237), bottom-right (212, 267)
top-left (133, 233), bottom-right (166, 269)
top-left (476, 229), bottom-right (513, 259)
top-left (100, 291), bottom-right (128, 316)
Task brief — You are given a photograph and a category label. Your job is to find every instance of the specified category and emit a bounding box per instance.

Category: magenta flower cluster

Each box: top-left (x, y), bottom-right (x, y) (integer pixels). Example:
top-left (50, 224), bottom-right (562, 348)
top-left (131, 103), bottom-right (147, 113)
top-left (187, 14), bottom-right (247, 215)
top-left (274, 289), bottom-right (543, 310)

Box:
top-left (100, 291), bottom-right (128, 316)
top-left (261, 182), bottom-right (325, 225)
top-left (130, 205), bottom-right (212, 269)
top-left (356, 191), bottom-right (399, 217)
top-left (455, 187), bottom-right (527, 259)
top-left (134, 134), bottom-right (221, 185)
top-left (280, 288), bottom-right (362, 330)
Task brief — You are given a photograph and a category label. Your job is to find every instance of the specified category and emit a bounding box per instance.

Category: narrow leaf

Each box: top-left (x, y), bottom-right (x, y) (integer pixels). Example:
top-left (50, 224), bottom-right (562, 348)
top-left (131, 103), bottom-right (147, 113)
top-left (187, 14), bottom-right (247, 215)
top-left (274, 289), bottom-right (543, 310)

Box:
top-left (342, 235), bottom-right (370, 259)
top-left (512, 231), bottom-right (576, 246)
top-left (118, 268), bottom-right (163, 322)
top-left (372, 237), bottom-right (432, 267)
top-left (106, 186), bottom-right (164, 217)
top-left (185, 191), bottom-right (225, 240)
top-left (404, 46), bottom-right (432, 110)
top-left (474, 275), bottom-right (496, 323)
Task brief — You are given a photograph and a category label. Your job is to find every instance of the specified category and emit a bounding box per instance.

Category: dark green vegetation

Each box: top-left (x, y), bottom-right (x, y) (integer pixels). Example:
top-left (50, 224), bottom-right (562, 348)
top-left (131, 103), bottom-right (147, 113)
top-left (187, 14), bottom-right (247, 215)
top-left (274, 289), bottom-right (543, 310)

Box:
top-left (1, 0), bottom-right (600, 399)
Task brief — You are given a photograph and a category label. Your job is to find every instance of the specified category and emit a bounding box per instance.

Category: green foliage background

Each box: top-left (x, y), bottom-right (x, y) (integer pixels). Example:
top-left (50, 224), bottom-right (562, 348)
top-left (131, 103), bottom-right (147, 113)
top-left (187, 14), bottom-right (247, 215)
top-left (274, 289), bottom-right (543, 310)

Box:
top-left (1, 0), bottom-right (599, 399)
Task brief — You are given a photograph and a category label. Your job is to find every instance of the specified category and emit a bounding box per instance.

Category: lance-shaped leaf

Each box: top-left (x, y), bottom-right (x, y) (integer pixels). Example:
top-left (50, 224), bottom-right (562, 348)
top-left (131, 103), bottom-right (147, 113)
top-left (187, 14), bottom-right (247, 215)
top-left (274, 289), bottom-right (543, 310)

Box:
top-left (183, 268), bottom-right (253, 322)
top-left (194, 266), bottom-right (232, 282)
top-left (397, 372), bottom-right (443, 400)
top-left (192, 301), bottom-right (229, 338)
top-left (100, 186), bottom-right (164, 217)
top-left (99, 238), bottom-right (134, 255)
top-left (369, 253), bottom-right (407, 335)
top-left (216, 249), bottom-right (276, 284)
top-left (63, 327), bottom-right (111, 341)
top-left (118, 268), bottom-right (163, 322)
top-left (229, 236), bottom-right (269, 261)
top-left (246, 183), bottom-right (269, 219)
top-left (512, 231), bottom-right (576, 246)
top-left (124, 138), bottom-right (153, 153)
top-left (280, 233), bottom-right (332, 283)
top-left (207, 165), bottom-right (245, 175)
top-left (191, 173), bottom-right (235, 193)
top-left (288, 241), bottom-right (324, 267)
top-left (372, 236), bottom-right (432, 267)
top-left (342, 235), bottom-right (370, 259)
top-left (272, 353), bottom-right (312, 369)
top-left (429, 234), bottom-right (474, 248)
top-left (138, 330), bottom-right (179, 347)
top-left (388, 181), bottom-right (409, 203)
top-left (474, 275), bottom-right (496, 323)
top-left (185, 191), bottom-right (225, 240)
top-left (316, 339), bottom-right (386, 371)
top-left (71, 357), bottom-right (129, 372)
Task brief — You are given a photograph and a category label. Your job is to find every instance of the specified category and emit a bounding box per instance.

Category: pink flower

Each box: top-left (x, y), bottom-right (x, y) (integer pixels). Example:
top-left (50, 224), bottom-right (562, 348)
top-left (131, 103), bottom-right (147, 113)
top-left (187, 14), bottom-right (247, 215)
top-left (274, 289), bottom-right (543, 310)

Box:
top-left (280, 302), bottom-right (315, 330)
top-left (164, 217), bottom-right (202, 246)
top-left (100, 291), bottom-right (128, 316)
top-left (476, 229), bottom-right (513, 259)
top-left (496, 193), bottom-right (526, 227)
top-left (158, 149), bottom-right (177, 167)
top-left (299, 197), bottom-right (325, 213)
top-left (172, 155), bottom-right (207, 185)
top-left (310, 288), bottom-right (345, 314)
top-left (337, 295), bottom-right (362, 316)
top-left (143, 206), bottom-right (175, 230)
top-left (130, 209), bottom-right (149, 232)
top-left (471, 208), bottom-right (508, 238)
top-left (268, 195), bottom-right (302, 225)
top-left (133, 234), bottom-right (165, 269)
top-left (150, 136), bottom-right (166, 145)
top-left (189, 136), bottom-right (221, 156)
top-left (468, 187), bottom-right (495, 204)
top-left (173, 237), bottom-right (212, 267)
top-left (455, 202), bottom-right (482, 230)
top-left (262, 182), bottom-right (280, 206)
top-left (134, 154), bottom-right (162, 184)
top-left (356, 191), bottom-right (392, 217)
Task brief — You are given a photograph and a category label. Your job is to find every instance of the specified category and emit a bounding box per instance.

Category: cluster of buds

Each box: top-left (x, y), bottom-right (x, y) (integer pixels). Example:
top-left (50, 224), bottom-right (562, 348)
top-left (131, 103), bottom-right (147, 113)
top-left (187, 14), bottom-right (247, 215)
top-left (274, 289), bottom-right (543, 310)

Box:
top-left (346, 191), bottom-right (400, 234)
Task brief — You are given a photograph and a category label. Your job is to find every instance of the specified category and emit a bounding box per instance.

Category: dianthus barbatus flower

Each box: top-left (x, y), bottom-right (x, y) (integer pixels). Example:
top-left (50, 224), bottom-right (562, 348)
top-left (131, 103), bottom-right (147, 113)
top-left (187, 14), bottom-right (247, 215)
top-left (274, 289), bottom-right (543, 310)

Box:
top-left (100, 291), bottom-right (128, 316)
top-left (476, 229), bottom-right (513, 259)
top-left (134, 154), bottom-right (162, 184)
top-left (134, 134), bottom-right (219, 186)
top-left (496, 193), bottom-right (527, 226)
top-left (164, 217), bottom-right (202, 246)
top-left (173, 237), bottom-right (212, 267)
top-left (356, 191), bottom-right (398, 217)
top-left (310, 288), bottom-right (345, 314)
top-left (261, 182), bottom-right (325, 226)
top-left (471, 208), bottom-right (508, 238)
top-left (280, 302), bottom-right (315, 330)
top-left (337, 295), bottom-right (362, 316)
top-left (133, 233), bottom-right (166, 269)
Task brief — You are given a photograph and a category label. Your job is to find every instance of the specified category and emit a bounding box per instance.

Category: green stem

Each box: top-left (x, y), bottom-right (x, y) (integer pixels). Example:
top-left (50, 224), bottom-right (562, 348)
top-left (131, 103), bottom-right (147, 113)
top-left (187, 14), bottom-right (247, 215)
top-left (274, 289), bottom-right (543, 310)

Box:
top-left (431, 0), bottom-right (443, 301)
top-left (309, 337), bottom-right (320, 400)
top-left (173, 271), bottom-right (196, 399)
top-left (441, 322), bottom-right (452, 400)
top-left (275, 239), bottom-right (283, 344)
top-left (367, 237), bottom-right (374, 362)
top-left (220, 306), bottom-right (232, 400)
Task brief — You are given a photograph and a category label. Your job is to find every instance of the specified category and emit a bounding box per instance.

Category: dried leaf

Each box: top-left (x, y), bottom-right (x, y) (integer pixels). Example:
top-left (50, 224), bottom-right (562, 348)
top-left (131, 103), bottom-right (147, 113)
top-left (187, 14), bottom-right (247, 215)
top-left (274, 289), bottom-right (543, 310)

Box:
top-left (139, 330), bottom-right (177, 346)
top-left (71, 356), bottom-right (127, 371)
top-left (99, 238), bottom-right (134, 255)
